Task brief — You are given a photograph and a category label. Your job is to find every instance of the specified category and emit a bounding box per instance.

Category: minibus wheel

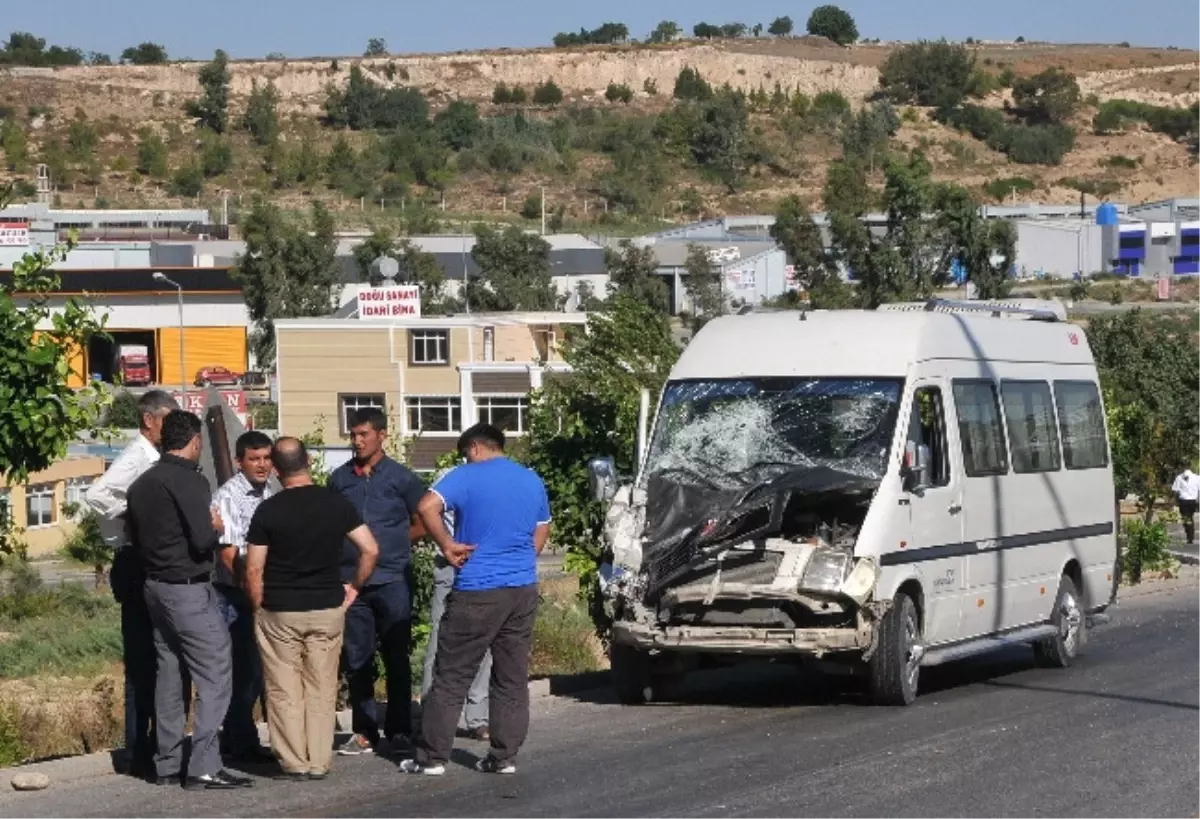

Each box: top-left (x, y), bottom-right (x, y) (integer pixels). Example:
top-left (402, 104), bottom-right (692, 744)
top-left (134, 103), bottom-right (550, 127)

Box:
top-left (868, 592), bottom-right (921, 706)
top-left (1033, 575), bottom-right (1084, 668)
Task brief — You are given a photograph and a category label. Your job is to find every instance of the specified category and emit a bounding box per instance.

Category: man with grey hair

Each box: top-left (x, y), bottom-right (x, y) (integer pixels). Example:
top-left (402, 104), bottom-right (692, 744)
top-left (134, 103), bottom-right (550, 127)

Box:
top-left (420, 461), bottom-right (491, 741)
top-left (85, 388), bottom-right (179, 780)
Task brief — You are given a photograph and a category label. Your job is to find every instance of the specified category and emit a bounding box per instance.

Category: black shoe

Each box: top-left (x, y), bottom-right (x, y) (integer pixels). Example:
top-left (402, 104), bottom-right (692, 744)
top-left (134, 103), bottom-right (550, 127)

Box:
top-left (272, 771), bottom-right (309, 782)
top-left (228, 746), bottom-right (276, 765)
top-left (184, 770), bottom-right (254, 790)
top-left (153, 774), bottom-right (181, 786)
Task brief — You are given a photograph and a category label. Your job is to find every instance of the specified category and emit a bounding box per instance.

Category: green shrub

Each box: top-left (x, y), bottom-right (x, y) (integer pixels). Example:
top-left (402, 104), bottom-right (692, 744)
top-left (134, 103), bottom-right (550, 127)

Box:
top-left (605, 82), bottom-right (634, 104)
top-left (532, 79), bottom-right (564, 106)
top-left (673, 66), bottom-right (712, 101)
top-left (0, 704), bottom-right (28, 767)
top-left (1121, 518), bottom-right (1172, 584)
top-left (982, 176), bottom-right (1036, 201)
top-left (879, 40), bottom-right (976, 108)
top-left (1101, 154), bottom-right (1138, 169)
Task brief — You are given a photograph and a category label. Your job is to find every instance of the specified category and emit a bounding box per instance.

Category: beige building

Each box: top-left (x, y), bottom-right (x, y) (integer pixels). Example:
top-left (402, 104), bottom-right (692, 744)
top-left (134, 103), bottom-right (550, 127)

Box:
top-left (1, 456), bottom-right (107, 558)
top-left (275, 313), bottom-right (587, 470)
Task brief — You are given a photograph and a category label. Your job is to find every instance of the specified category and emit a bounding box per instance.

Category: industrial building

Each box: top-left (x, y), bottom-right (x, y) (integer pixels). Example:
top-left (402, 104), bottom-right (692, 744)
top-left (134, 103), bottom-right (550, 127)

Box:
top-left (274, 312), bottom-right (586, 470)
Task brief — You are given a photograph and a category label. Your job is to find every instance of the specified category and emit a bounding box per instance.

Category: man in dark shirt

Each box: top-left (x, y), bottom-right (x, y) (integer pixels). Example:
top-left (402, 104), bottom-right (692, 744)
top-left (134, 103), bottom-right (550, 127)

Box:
top-left (244, 437), bottom-right (380, 780)
top-left (127, 410), bottom-right (252, 791)
top-left (328, 408), bottom-right (427, 755)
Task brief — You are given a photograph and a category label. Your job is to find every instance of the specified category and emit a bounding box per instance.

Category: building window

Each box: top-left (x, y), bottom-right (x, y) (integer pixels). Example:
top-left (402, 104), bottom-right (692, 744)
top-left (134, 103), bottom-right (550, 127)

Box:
top-left (1001, 381), bottom-right (1062, 474)
top-left (410, 330), bottom-right (450, 365)
top-left (338, 393), bottom-right (387, 435)
top-left (406, 396), bottom-right (462, 433)
top-left (25, 483), bottom-right (57, 528)
top-left (65, 477), bottom-right (94, 518)
top-left (477, 396), bottom-right (529, 434)
top-left (1054, 380), bottom-right (1109, 470)
top-left (952, 380), bottom-right (1009, 477)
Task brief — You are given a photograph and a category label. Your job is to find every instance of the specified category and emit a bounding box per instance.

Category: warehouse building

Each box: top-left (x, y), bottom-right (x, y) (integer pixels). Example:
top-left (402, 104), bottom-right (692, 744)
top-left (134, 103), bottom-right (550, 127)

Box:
top-left (274, 312), bottom-right (586, 470)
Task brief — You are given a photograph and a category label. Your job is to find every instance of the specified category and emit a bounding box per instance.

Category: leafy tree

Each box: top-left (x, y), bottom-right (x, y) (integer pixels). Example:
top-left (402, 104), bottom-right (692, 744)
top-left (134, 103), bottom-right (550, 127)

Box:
top-left (879, 40), bottom-right (975, 108)
top-left (822, 157), bottom-right (872, 216)
top-left (66, 118), bottom-right (97, 163)
top-left (242, 79), bottom-right (281, 147)
top-left (1011, 67), bottom-right (1081, 125)
top-left (103, 391), bottom-right (141, 428)
top-left (806, 5), bottom-right (859, 45)
top-left (841, 100), bottom-right (899, 171)
top-left (605, 82), bottom-right (634, 104)
top-left (120, 42), bottom-right (168, 65)
top-left (524, 293), bottom-right (679, 625)
top-left (648, 20), bottom-right (681, 43)
top-left (0, 218), bottom-right (108, 549)
top-left (136, 127), bottom-right (169, 178)
top-left (1089, 310), bottom-right (1199, 521)
top-left (87, 51), bottom-right (112, 65)
top-left (233, 199), bottom-right (342, 365)
top-left (932, 183), bottom-right (1015, 298)
top-left (61, 506), bottom-right (110, 588)
top-left (673, 66), bottom-right (712, 101)
top-left (364, 38), bottom-right (388, 57)
top-left (467, 225), bottom-right (557, 311)
top-left (325, 65), bottom-right (429, 130)
top-left (605, 240), bottom-right (669, 313)
top-left (770, 195), bottom-right (849, 306)
top-left (325, 135), bottom-right (362, 195)
top-left (433, 100), bottom-right (482, 150)
top-left (170, 161), bottom-right (205, 197)
top-left (690, 90), bottom-right (753, 190)
top-left (532, 80), bottom-right (564, 106)
top-left (0, 32), bottom-right (84, 67)
top-left (185, 49), bottom-right (231, 134)
top-left (0, 121), bottom-right (29, 172)
top-left (683, 243), bottom-right (726, 331)
top-left (521, 192), bottom-right (541, 220)
top-left (768, 16), bottom-right (794, 36)
top-left (720, 23), bottom-right (748, 38)
top-left (199, 132), bottom-right (233, 177)
top-left (752, 23), bottom-right (763, 37)
top-left (693, 22), bottom-right (723, 39)
top-left (552, 22), bottom-right (630, 47)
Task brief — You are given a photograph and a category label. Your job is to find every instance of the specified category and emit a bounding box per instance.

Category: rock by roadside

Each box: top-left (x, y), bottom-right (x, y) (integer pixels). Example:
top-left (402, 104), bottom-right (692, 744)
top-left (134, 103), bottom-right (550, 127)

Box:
top-left (10, 772), bottom-right (49, 791)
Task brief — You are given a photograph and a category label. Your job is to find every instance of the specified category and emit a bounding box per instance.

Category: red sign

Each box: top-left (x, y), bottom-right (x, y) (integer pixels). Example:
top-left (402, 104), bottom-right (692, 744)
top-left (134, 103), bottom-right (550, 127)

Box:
top-left (171, 390), bottom-right (246, 417)
top-left (0, 222), bottom-right (30, 246)
top-left (359, 285), bottom-right (421, 318)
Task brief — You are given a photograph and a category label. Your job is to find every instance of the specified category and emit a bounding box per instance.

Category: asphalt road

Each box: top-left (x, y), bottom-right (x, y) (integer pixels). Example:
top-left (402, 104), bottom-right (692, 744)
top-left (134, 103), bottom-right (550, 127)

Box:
top-left (2, 579), bottom-right (1196, 818)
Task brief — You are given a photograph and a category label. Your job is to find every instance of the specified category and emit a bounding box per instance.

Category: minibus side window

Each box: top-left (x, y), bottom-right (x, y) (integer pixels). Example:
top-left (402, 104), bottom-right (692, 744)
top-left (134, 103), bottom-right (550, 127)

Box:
top-left (951, 380), bottom-right (1010, 477)
top-left (907, 387), bottom-right (950, 487)
top-left (1053, 380), bottom-right (1109, 469)
top-left (1000, 380), bottom-right (1062, 473)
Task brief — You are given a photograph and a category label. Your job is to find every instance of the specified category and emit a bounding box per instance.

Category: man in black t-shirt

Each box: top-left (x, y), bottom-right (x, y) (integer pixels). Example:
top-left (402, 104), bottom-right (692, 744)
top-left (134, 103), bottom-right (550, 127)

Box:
top-left (244, 438), bottom-right (379, 780)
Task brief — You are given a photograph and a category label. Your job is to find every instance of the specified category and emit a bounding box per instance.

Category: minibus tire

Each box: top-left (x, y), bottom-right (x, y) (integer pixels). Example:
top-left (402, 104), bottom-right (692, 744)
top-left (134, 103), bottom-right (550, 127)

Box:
top-left (868, 593), bottom-right (921, 706)
top-left (1033, 575), bottom-right (1084, 669)
top-left (610, 643), bottom-right (653, 705)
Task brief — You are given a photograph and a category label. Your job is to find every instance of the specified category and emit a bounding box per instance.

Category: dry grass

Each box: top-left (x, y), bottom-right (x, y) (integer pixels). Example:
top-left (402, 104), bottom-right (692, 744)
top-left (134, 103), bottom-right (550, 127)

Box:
top-left (0, 671), bottom-right (123, 765)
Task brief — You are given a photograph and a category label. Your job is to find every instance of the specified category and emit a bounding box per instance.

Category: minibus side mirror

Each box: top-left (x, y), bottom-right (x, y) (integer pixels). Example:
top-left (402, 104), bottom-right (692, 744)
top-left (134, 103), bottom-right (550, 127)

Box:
top-left (903, 441), bottom-right (932, 494)
top-left (587, 455), bottom-right (619, 504)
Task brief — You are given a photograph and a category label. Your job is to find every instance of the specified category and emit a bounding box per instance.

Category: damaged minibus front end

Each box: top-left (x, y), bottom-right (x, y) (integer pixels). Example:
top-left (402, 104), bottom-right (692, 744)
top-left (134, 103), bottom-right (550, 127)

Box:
top-left (594, 377), bottom-right (904, 692)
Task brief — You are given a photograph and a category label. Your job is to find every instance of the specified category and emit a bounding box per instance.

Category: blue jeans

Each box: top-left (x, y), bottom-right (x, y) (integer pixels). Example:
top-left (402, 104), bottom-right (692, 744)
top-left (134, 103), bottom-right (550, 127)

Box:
top-left (343, 578), bottom-right (413, 741)
top-left (110, 546), bottom-right (156, 772)
top-left (214, 584), bottom-right (264, 755)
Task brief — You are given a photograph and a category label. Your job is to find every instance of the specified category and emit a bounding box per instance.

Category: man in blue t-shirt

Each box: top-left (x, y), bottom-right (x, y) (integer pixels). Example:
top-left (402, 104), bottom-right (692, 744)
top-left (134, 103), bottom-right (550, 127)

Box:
top-left (401, 423), bottom-right (550, 777)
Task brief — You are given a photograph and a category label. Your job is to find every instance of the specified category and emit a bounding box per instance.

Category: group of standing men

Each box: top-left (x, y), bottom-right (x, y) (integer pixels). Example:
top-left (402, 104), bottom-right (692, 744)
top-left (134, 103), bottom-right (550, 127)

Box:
top-left (85, 390), bottom-right (551, 789)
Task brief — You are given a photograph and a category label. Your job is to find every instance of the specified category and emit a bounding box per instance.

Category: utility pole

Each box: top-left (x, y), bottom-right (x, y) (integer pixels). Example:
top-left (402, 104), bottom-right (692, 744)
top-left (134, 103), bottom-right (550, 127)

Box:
top-left (152, 272), bottom-right (186, 398)
top-left (540, 186), bottom-right (546, 235)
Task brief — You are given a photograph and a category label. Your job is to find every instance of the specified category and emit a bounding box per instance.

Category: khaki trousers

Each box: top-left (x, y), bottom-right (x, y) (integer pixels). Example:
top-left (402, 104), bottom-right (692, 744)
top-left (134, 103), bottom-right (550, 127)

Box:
top-left (255, 606), bottom-right (345, 775)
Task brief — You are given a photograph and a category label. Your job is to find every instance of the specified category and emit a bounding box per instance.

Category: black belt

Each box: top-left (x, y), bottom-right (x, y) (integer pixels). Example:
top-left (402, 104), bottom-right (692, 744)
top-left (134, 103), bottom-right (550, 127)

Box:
top-left (152, 573), bottom-right (212, 586)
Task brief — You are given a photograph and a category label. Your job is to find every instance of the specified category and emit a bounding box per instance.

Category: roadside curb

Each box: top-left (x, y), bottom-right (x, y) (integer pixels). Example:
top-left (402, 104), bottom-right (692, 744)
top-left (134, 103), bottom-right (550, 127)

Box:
top-left (1166, 548), bottom-right (1199, 566)
top-left (2, 671), bottom-right (612, 797)
top-left (1114, 568), bottom-right (1199, 602)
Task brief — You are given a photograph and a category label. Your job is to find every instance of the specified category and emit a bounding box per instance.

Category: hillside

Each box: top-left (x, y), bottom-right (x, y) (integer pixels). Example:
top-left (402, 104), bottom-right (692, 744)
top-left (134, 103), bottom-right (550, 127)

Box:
top-left (1, 38), bottom-right (1196, 231)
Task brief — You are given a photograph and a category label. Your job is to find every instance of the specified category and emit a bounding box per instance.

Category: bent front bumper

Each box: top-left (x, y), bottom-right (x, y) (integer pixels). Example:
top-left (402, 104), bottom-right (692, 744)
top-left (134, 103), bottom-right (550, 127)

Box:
top-left (612, 620), bottom-right (867, 656)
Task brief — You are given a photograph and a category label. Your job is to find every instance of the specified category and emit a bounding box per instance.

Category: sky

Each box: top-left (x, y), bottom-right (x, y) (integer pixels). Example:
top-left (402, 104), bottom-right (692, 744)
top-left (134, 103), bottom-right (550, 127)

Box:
top-left (5, 0), bottom-right (1198, 59)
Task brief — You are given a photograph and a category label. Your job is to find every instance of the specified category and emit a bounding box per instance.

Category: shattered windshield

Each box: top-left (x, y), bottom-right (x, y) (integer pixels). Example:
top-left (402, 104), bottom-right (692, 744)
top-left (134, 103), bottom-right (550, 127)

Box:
top-left (642, 377), bottom-right (904, 491)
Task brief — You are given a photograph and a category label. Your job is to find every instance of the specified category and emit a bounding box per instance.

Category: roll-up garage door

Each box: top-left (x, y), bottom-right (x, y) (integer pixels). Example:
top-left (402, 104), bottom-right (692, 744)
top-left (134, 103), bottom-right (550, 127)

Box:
top-left (156, 327), bottom-right (248, 387)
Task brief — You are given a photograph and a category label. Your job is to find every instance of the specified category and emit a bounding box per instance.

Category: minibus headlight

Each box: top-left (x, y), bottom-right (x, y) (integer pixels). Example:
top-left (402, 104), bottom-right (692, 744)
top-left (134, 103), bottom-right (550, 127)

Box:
top-left (800, 548), bottom-right (852, 594)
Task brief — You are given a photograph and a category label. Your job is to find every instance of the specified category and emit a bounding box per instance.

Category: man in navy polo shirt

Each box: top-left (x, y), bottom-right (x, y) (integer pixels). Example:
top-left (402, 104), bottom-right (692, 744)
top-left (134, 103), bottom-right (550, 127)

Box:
top-left (329, 408), bottom-right (426, 755)
top-left (401, 422), bottom-right (550, 777)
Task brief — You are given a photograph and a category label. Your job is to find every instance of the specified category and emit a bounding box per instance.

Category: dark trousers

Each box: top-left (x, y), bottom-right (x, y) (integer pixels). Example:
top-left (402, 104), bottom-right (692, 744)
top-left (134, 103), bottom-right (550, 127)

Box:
top-left (1179, 499), bottom-right (1198, 544)
top-left (110, 547), bottom-right (156, 773)
top-left (416, 584), bottom-right (539, 767)
top-left (144, 580), bottom-right (233, 779)
top-left (214, 583), bottom-right (264, 755)
top-left (342, 579), bottom-right (412, 741)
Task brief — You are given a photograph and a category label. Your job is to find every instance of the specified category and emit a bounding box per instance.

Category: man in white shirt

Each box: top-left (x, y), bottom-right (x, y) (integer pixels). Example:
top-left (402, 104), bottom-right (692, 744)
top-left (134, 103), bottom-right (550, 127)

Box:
top-left (211, 430), bottom-right (276, 764)
top-left (84, 389), bottom-right (179, 779)
top-left (1171, 468), bottom-right (1199, 545)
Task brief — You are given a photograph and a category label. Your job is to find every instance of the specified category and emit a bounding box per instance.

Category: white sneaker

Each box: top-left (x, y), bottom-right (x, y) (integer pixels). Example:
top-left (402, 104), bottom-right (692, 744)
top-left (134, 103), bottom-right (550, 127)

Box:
top-left (475, 756), bottom-right (516, 775)
top-left (399, 758), bottom-right (445, 776)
